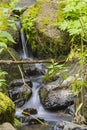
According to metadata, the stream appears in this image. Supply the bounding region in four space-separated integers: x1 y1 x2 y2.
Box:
13 1 73 130
16 68 72 130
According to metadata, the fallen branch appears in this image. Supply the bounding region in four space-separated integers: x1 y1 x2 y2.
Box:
0 59 66 64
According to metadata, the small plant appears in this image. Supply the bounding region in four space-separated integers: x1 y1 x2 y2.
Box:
58 0 87 41
43 59 66 83
0 70 8 94
0 71 7 86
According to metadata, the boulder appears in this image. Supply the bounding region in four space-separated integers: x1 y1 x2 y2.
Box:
39 62 81 111
0 122 17 130
0 92 15 124
8 78 32 107
21 0 70 58
39 87 74 111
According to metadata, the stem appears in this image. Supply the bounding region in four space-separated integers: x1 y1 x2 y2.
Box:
17 110 47 125
79 1 84 115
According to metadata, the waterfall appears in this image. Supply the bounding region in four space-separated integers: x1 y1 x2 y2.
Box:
15 21 33 59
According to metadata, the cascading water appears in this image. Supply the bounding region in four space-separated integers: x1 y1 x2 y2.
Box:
15 20 72 130
15 21 33 59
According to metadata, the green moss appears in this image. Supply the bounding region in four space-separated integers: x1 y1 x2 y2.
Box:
14 118 22 128
41 16 50 25
0 92 15 124
53 1 67 26
24 91 31 101
39 87 48 102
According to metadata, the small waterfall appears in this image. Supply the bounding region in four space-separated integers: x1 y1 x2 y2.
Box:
15 21 33 59
21 31 29 59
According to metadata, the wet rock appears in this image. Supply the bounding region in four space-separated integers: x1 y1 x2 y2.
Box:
39 74 75 111
8 78 32 107
0 122 17 130
9 78 32 88
39 62 82 111
28 118 45 125
22 108 37 115
56 121 87 130
65 105 75 116
24 63 46 77
16 114 30 123
0 92 15 124
39 88 74 111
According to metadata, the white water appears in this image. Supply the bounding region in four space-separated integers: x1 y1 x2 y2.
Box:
15 21 33 59
16 74 72 122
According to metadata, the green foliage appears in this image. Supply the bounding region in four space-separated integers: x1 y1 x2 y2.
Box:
58 0 87 40
43 60 66 83
58 0 87 120
54 1 67 27
22 5 41 50
72 80 87 96
41 16 50 25
0 71 7 86
0 0 18 94
14 118 22 128
0 0 17 53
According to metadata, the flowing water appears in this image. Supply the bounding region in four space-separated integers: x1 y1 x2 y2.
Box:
15 21 33 59
15 1 73 129
16 71 72 130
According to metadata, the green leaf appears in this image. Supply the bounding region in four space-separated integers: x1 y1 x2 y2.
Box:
0 48 4 53
0 31 16 43
0 79 6 82
0 42 7 48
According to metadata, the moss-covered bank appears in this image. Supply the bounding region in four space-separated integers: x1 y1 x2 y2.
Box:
0 92 15 124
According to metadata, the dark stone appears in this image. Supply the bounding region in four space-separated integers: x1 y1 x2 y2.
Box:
22 108 37 115
65 105 75 116
9 78 32 88
24 63 46 77
8 78 32 107
39 88 74 111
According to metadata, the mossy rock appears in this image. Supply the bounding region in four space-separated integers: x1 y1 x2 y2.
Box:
21 0 70 59
0 92 15 124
